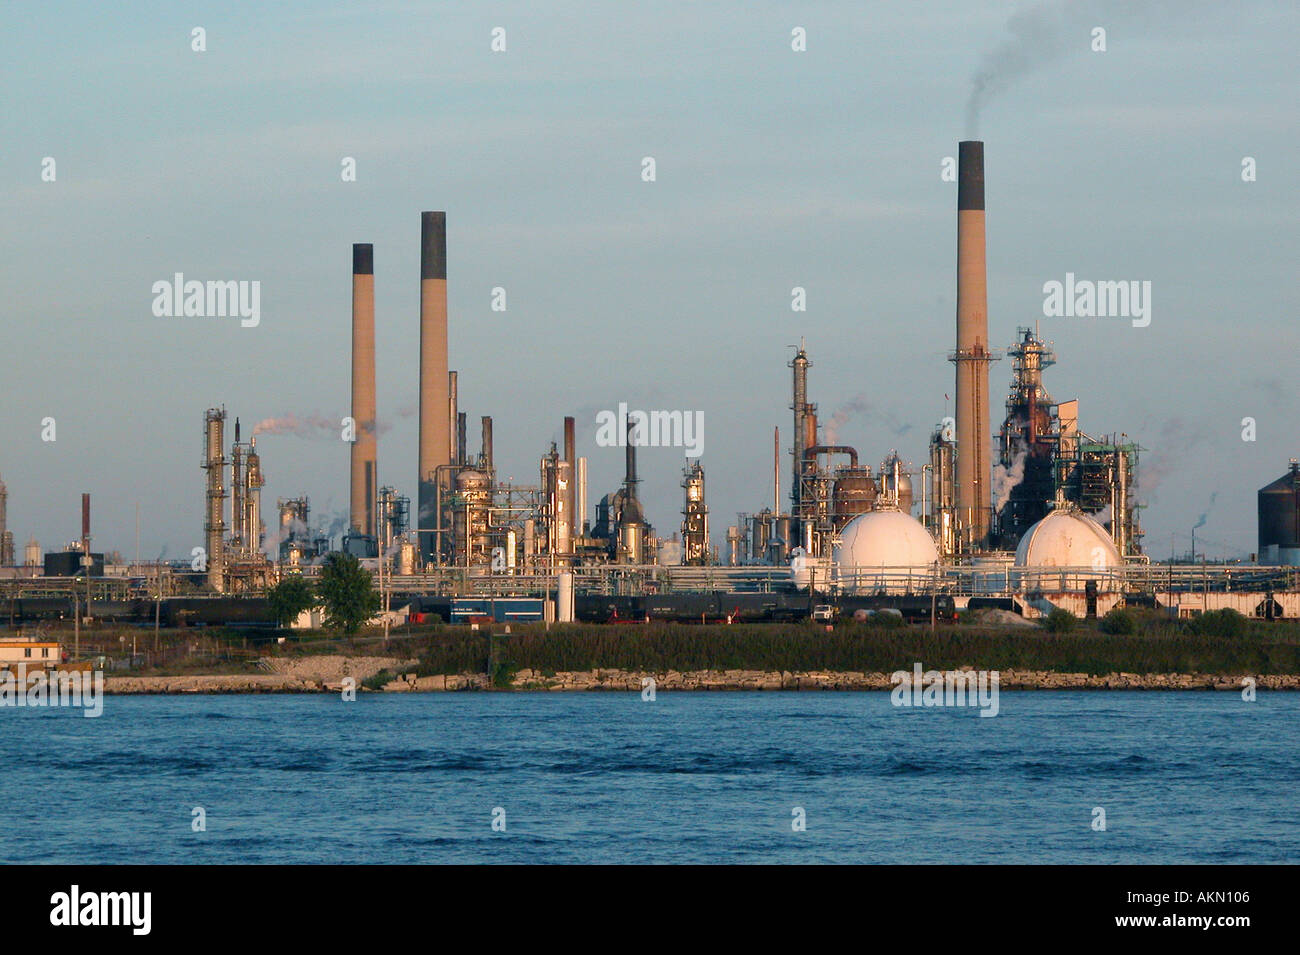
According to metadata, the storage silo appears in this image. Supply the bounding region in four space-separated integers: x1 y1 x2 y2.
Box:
1258 461 1300 565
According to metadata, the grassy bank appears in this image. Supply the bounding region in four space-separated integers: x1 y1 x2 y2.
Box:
409 619 1300 678
14 611 1300 678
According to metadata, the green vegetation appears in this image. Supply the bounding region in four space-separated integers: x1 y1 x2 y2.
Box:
1099 608 1136 635
1187 608 1250 638
403 621 1300 678
362 668 397 691
266 575 317 628
19 606 1300 680
1044 608 1077 633
316 552 382 636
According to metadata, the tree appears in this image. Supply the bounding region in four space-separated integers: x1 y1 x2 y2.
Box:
317 552 381 635
267 575 317 629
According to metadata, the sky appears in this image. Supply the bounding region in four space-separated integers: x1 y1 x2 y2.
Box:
0 0 1296 563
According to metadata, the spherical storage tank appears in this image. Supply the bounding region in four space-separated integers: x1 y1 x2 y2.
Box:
1013 507 1121 590
833 509 938 594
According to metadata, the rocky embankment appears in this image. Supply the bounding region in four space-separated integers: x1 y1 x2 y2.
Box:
105 656 415 694
382 668 1300 692
103 657 1300 693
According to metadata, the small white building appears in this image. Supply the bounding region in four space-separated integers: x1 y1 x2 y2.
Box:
0 638 63 669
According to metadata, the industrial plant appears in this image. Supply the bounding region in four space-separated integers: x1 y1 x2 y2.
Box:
2 142 1298 628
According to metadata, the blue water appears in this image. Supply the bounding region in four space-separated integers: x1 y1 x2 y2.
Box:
2 692 1297 864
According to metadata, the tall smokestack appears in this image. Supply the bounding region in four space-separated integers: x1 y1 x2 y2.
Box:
350 243 377 539
625 419 638 497
448 370 459 467
81 493 90 544
790 344 810 516
481 416 494 474
418 211 449 562
952 141 995 549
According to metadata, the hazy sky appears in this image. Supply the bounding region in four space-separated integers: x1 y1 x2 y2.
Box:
1 1 1295 562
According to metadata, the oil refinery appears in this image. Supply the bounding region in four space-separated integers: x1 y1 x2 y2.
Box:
2 142 1297 627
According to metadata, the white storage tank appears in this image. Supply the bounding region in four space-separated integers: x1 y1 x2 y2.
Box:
1014 507 1121 590
833 508 939 594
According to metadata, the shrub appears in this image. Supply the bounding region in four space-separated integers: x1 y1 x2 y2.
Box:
1099 608 1136 635
1043 608 1077 633
1188 608 1250 638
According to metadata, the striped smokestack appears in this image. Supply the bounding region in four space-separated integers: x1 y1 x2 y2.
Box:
349 243 377 538
952 141 994 549
418 211 449 563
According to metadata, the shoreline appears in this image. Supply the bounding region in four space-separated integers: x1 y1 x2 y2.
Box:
99 660 1300 694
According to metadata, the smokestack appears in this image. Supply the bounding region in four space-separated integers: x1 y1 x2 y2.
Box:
457 412 467 468
418 211 449 562
790 344 810 515
349 243 377 539
563 416 576 549
625 419 638 496
577 456 588 536
481 416 494 473
448 370 459 469
952 141 994 548
81 493 90 544
774 426 780 514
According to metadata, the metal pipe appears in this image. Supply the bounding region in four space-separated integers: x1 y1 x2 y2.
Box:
801 445 858 468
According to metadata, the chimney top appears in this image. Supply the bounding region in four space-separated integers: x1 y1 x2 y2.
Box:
958 141 984 211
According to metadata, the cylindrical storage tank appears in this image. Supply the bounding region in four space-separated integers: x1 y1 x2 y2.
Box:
896 473 913 514
833 467 877 529
726 525 740 566
879 456 914 514
557 571 575 622
773 515 794 560
397 541 417 575
621 521 644 564
24 538 41 567
1258 462 1300 565
750 514 771 561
